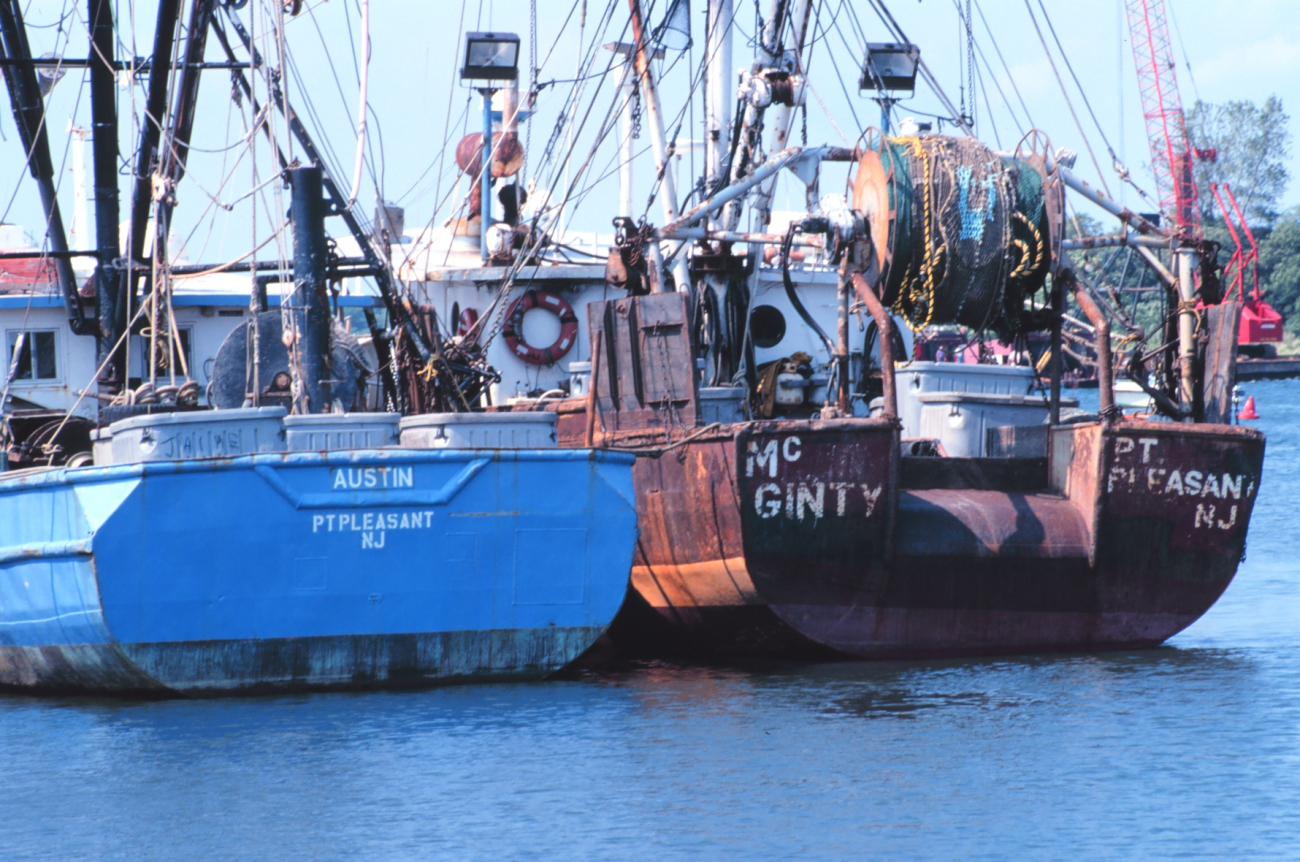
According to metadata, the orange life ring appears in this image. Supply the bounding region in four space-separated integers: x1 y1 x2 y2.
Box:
502 289 580 366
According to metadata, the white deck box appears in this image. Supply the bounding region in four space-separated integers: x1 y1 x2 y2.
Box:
107 407 287 464
399 412 558 449
284 413 400 451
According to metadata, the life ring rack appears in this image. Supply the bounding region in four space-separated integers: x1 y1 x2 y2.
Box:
502 289 580 366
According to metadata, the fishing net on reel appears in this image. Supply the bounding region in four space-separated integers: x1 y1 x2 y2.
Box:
853 134 1052 340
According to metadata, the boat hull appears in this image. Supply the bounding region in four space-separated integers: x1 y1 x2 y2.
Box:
556 399 1266 659
0 449 637 694
593 432 829 658
735 419 1266 658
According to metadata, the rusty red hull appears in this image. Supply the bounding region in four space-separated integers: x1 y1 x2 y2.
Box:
735 419 1265 658
551 405 821 657
553 396 1265 659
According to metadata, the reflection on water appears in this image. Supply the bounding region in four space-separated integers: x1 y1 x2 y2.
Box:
2 380 1298 860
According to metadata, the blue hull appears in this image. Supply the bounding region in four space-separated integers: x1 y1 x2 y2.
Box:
0 449 637 694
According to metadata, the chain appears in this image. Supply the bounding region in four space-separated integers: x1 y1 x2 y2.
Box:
630 77 643 140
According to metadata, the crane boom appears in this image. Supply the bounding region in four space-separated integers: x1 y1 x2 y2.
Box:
1124 0 1200 237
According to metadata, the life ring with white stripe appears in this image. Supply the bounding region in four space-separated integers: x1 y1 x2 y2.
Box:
502 289 579 366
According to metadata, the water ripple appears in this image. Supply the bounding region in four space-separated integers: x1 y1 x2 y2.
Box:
2 380 1299 859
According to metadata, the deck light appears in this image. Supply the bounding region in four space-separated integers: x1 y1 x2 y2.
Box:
460 33 521 263
460 32 521 82
859 42 920 134
859 43 920 94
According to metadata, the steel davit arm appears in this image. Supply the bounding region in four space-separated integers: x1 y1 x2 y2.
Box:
850 272 897 421
658 147 824 239
1066 271 1114 419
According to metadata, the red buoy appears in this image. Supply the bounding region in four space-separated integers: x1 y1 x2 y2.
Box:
1238 395 1260 420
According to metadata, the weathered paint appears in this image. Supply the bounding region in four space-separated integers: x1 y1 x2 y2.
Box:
0 448 638 694
618 434 825 658
735 419 1265 658
597 429 828 657
546 389 1265 660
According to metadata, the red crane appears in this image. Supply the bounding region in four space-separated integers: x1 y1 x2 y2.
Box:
1124 0 1201 236
1211 183 1284 348
1125 0 1283 347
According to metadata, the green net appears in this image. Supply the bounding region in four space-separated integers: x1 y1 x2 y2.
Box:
865 135 1052 337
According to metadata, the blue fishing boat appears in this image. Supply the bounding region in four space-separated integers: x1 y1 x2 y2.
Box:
0 0 641 695
0 443 636 694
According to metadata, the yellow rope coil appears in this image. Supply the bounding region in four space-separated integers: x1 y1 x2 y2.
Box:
1008 211 1045 281
887 137 943 332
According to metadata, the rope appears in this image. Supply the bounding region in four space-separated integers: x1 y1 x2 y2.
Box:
892 137 945 331
602 423 723 456
1021 0 1112 199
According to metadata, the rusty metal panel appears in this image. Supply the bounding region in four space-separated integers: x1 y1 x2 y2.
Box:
1102 422 1264 557
731 416 1264 659
1202 301 1242 424
597 429 823 657
1049 421 1104 562
630 437 749 609
895 490 1090 558
735 420 898 607
587 294 698 435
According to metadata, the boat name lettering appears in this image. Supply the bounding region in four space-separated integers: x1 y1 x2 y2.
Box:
1107 465 1256 530
1108 465 1256 500
746 437 801 478
755 481 882 520
312 511 433 532
330 466 414 490
312 510 435 546
1113 436 1162 463
147 429 244 460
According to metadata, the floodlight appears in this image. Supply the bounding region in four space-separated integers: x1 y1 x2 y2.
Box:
461 32 521 82
859 43 920 93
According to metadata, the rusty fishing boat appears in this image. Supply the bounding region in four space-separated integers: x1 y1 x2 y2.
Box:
386 0 1266 661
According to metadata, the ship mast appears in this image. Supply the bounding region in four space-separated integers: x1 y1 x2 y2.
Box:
626 0 690 293
88 0 124 391
721 0 786 232
704 0 733 226
751 0 812 230
0 0 87 335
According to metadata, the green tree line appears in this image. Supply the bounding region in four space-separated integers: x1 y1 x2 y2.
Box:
1187 97 1299 334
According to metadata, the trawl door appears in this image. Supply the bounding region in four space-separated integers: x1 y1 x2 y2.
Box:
588 293 699 434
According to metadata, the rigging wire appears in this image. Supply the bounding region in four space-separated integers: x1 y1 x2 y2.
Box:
949 0 1023 137
0 0 80 229
972 0 1036 129
346 0 369 206
820 8 863 134
857 0 973 135
1021 0 1112 197
1034 0 1148 201
969 34 1001 148
1166 0 1200 103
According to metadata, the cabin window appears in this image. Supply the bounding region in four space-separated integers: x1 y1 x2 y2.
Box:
750 305 787 349
5 330 58 381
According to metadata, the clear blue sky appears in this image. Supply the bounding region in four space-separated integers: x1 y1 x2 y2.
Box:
2 0 1297 257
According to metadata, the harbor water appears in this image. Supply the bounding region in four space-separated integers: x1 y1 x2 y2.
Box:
2 380 1298 860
